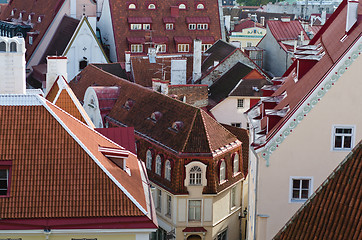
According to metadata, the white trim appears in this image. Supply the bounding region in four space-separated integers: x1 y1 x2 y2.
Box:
213 206 241 227
289 176 313 203
187 199 203 223
38 97 148 216
330 125 356 152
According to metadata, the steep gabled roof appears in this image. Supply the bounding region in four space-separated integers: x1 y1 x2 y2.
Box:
232 18 265 32
267 20 309 41
0 94 155 226
0 0 66 61
46 75 95 128
69 64 239 156
273 141 362 240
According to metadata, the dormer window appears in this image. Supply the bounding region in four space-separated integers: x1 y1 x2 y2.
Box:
37 15 43 23
124 99 135 110
148 4 156 9
171 121 184 132
196 3 205 9
179 4 186 9
189 166 202 185
0 169 9 196
128 3 136 9
99 146 130 175
150 111 162 122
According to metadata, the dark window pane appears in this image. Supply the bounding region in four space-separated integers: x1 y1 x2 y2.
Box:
302 180 309 188
344 136 352 148
0 169 6 178
0 190 7 195
336 128 343 133
293 190 299 198
343 128 352 134
0 180 7 188
293 180 300 188
301 190 309 199
335 136 342 148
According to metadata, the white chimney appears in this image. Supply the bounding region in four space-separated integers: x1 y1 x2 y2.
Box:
46 56 68 94
70 0 77 18
171 58 187 85
0 36 26 94
224 15 231 32
321 10 327 25
125 51 131 72
346 0 358 33
192 39 202 83
260 16 265 26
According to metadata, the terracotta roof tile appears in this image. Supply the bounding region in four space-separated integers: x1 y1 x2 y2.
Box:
273 141 362 240
268 20 309 41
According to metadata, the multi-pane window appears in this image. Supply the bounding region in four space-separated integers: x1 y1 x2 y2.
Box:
333 126 354 150
237 98 244 108
231 123 241 128
189 166 202 185
131 44 143 53
155 155 162 175
188 200 201 221
178 44 189 52
291 178 311 201
188 24 196 30
156 188 162 211
165 23 174 30
247 42 252 47
219 161 226 183
143 24 151 30
146 150 153 170
166 195 172 217
231 187 236 208
0 169 8 196
156 44 166 53
130 24 142 30
197 23 208 30
201 44 212 52
233 153 239 174
217 229 227 240
165 160 171 181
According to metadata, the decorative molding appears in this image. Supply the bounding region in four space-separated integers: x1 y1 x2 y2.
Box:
260 42 362 166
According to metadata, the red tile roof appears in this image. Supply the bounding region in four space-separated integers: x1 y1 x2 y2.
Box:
128 16 152 23
174 36 193 43
96 127 136 154
0 95 155 225
185 16 210 23
232 19 264 32
273 141 362 240
267 20 309 41
127 36 146 44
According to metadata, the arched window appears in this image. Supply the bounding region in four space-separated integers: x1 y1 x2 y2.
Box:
10 42 17 52
79 58 88 70
165 160 171 181
146 149 153 170
220 160 226 182
196 3 204 9
0 42 5 52
233 153 239 174
148 4 156 9
190 166 202 185
155 155 162 175
179 4 186 9
128 3 136 9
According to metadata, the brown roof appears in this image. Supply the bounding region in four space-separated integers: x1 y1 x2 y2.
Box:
0 95 154 221
109 0 222 61
0 0 66 61
273 141 362 240
69 64 239 155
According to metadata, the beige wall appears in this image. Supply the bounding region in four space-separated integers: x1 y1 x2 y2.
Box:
0 232 149 240
229 27 266 48
253 49 362 239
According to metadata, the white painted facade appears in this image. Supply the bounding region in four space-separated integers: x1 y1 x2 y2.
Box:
83 87 104 128
247 39 362 240
229 27 266 48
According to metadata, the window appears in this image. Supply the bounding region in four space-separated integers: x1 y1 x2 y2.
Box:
143 24 151 30
29 36 33 45
333 126 354 150
156 188 162 211
0 169 8 196
128 3 136 9
201 44 212 52
196 3 205 9
188 200 201 221
219 160 226 183
0 42 5 52
188 24 196 30
79 59 88 70
179 3 186 9
197 24 208 30
231 187 236 208
231 123 241 128
10 42 17 52
156 44 166 53
165 23 174 30
189 166 202 185
178 44 189 52
165 160 171 181
217 229 227 240
131 44 143 53
146 149 153 170
290 177 312 202
166 195 172 217
130 24 142 30
148 3 156 9
155 155 162 175
233 153 239 174
247 42 252 47
237 98 244 108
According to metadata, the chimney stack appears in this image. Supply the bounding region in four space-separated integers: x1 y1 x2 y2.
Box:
346 0 358 33
192 39 202 83
46 56 68 94
171 58 187 85
125 51 131 72
0 36 26 94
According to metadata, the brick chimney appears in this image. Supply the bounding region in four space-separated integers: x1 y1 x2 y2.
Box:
0 36 26 94
46 56 68 94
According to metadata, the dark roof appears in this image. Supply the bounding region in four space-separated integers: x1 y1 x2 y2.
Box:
93 63 128 79
229 72 271 97
201 40 237 73
69 64 239 155
40 15 79 64
273 141 362 240
209 62 253 103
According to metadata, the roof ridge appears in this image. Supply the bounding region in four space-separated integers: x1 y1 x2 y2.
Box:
181 108 201 153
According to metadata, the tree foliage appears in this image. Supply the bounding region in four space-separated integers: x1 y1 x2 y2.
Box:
236 0 278 7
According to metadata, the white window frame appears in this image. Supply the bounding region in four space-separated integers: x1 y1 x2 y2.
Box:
148 3 156 9
188 24 196 30
190 166 202 185
146 149 153 170
233 153 239 175
143 24 151 30
331 125 355 151
196 3 205 9
178 44 189 52
166 194 172 217
237 98 244 108
29 36 33 45
156 44 166 53
197 23 208 30
128 3 136 9
217 228 228 240
179 3 186 9
231 123 241 128
219 161 226 183
155 155 162 175
184 161 207 187
165 23 174 30
201 44 212 52
165 160 171 181
289 176 313 203
188 199 202 222
131 44 143 53
130 24 142 30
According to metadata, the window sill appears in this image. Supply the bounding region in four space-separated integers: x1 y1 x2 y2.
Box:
290 199 307 203
219 179 228 185
233 172 241 177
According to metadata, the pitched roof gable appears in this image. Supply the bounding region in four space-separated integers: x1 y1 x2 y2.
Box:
273 141 362 240
267 20 309 41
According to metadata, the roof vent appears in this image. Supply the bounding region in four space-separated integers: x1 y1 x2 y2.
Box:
150 111 162 122
99 146 130 173
170 121 184 132
124 99 135 110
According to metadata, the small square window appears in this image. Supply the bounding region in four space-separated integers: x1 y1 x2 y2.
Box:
237 99 244 108
178 44 189 52
156 44 166 53
131 44 143 53
165 23 174 30
188 24 196 30
290 177 312 202
333 126 354 151
201 44 212 52
231 123 241 128
143 24 151 30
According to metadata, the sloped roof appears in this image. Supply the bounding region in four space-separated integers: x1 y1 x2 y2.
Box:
273 141 362 240
93 63 128 79
0 94 155 224
0 0 66 61
233 19 265 32
69 64 239 155
229 70 271 97
268 20 309 41
46 75 95 128
96 127 136 154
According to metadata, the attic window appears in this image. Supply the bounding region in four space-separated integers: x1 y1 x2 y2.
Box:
179 4 186 9
150 111 162 122
148 4 156 9
79 58 88 70
196 3 205 9
170 121 184 132
128 3 136 9
98 146 130 173
37 15 44 23
124 99 135 110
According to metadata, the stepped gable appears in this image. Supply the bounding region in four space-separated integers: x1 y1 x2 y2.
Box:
0 0 66 61
0 95 152 221
273 141 362 240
